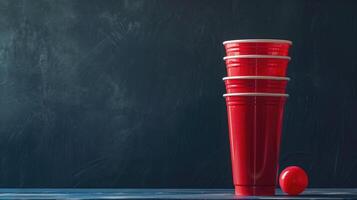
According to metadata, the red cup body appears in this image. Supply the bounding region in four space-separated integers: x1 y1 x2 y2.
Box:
225 57 289 77
225 95 287 196
224 42 291 56
224 78 288 93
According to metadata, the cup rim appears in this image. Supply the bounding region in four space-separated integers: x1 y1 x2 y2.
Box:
223 93 289 97
223 55 291 60
223 39 292 45
222 76 290 81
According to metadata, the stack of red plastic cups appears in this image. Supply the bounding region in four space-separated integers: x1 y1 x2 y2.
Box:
222 39 292 196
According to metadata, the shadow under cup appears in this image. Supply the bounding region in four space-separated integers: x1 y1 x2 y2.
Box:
224 93 288 196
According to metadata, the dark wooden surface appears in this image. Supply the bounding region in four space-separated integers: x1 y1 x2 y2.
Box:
0 189 356 199
0 0 356 188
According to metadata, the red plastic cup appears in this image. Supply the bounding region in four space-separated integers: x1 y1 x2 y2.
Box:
223 76 290 93
224 55 291 77
224 93 288 196
223 39 292 56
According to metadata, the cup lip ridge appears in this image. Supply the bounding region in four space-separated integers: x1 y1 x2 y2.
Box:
223 93 289 97
223 55 291 60
223 39 292 45
222 76 290 81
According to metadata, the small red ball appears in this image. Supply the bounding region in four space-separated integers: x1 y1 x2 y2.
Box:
279 166 308 195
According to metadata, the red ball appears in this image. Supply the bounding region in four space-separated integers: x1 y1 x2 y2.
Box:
279 166 308 195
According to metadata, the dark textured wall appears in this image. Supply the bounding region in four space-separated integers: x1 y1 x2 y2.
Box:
0 0 356 188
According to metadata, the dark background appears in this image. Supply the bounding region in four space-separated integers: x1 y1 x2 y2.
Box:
0 0 356 188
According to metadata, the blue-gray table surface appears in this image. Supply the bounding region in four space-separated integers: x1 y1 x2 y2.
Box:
0 189 356 199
